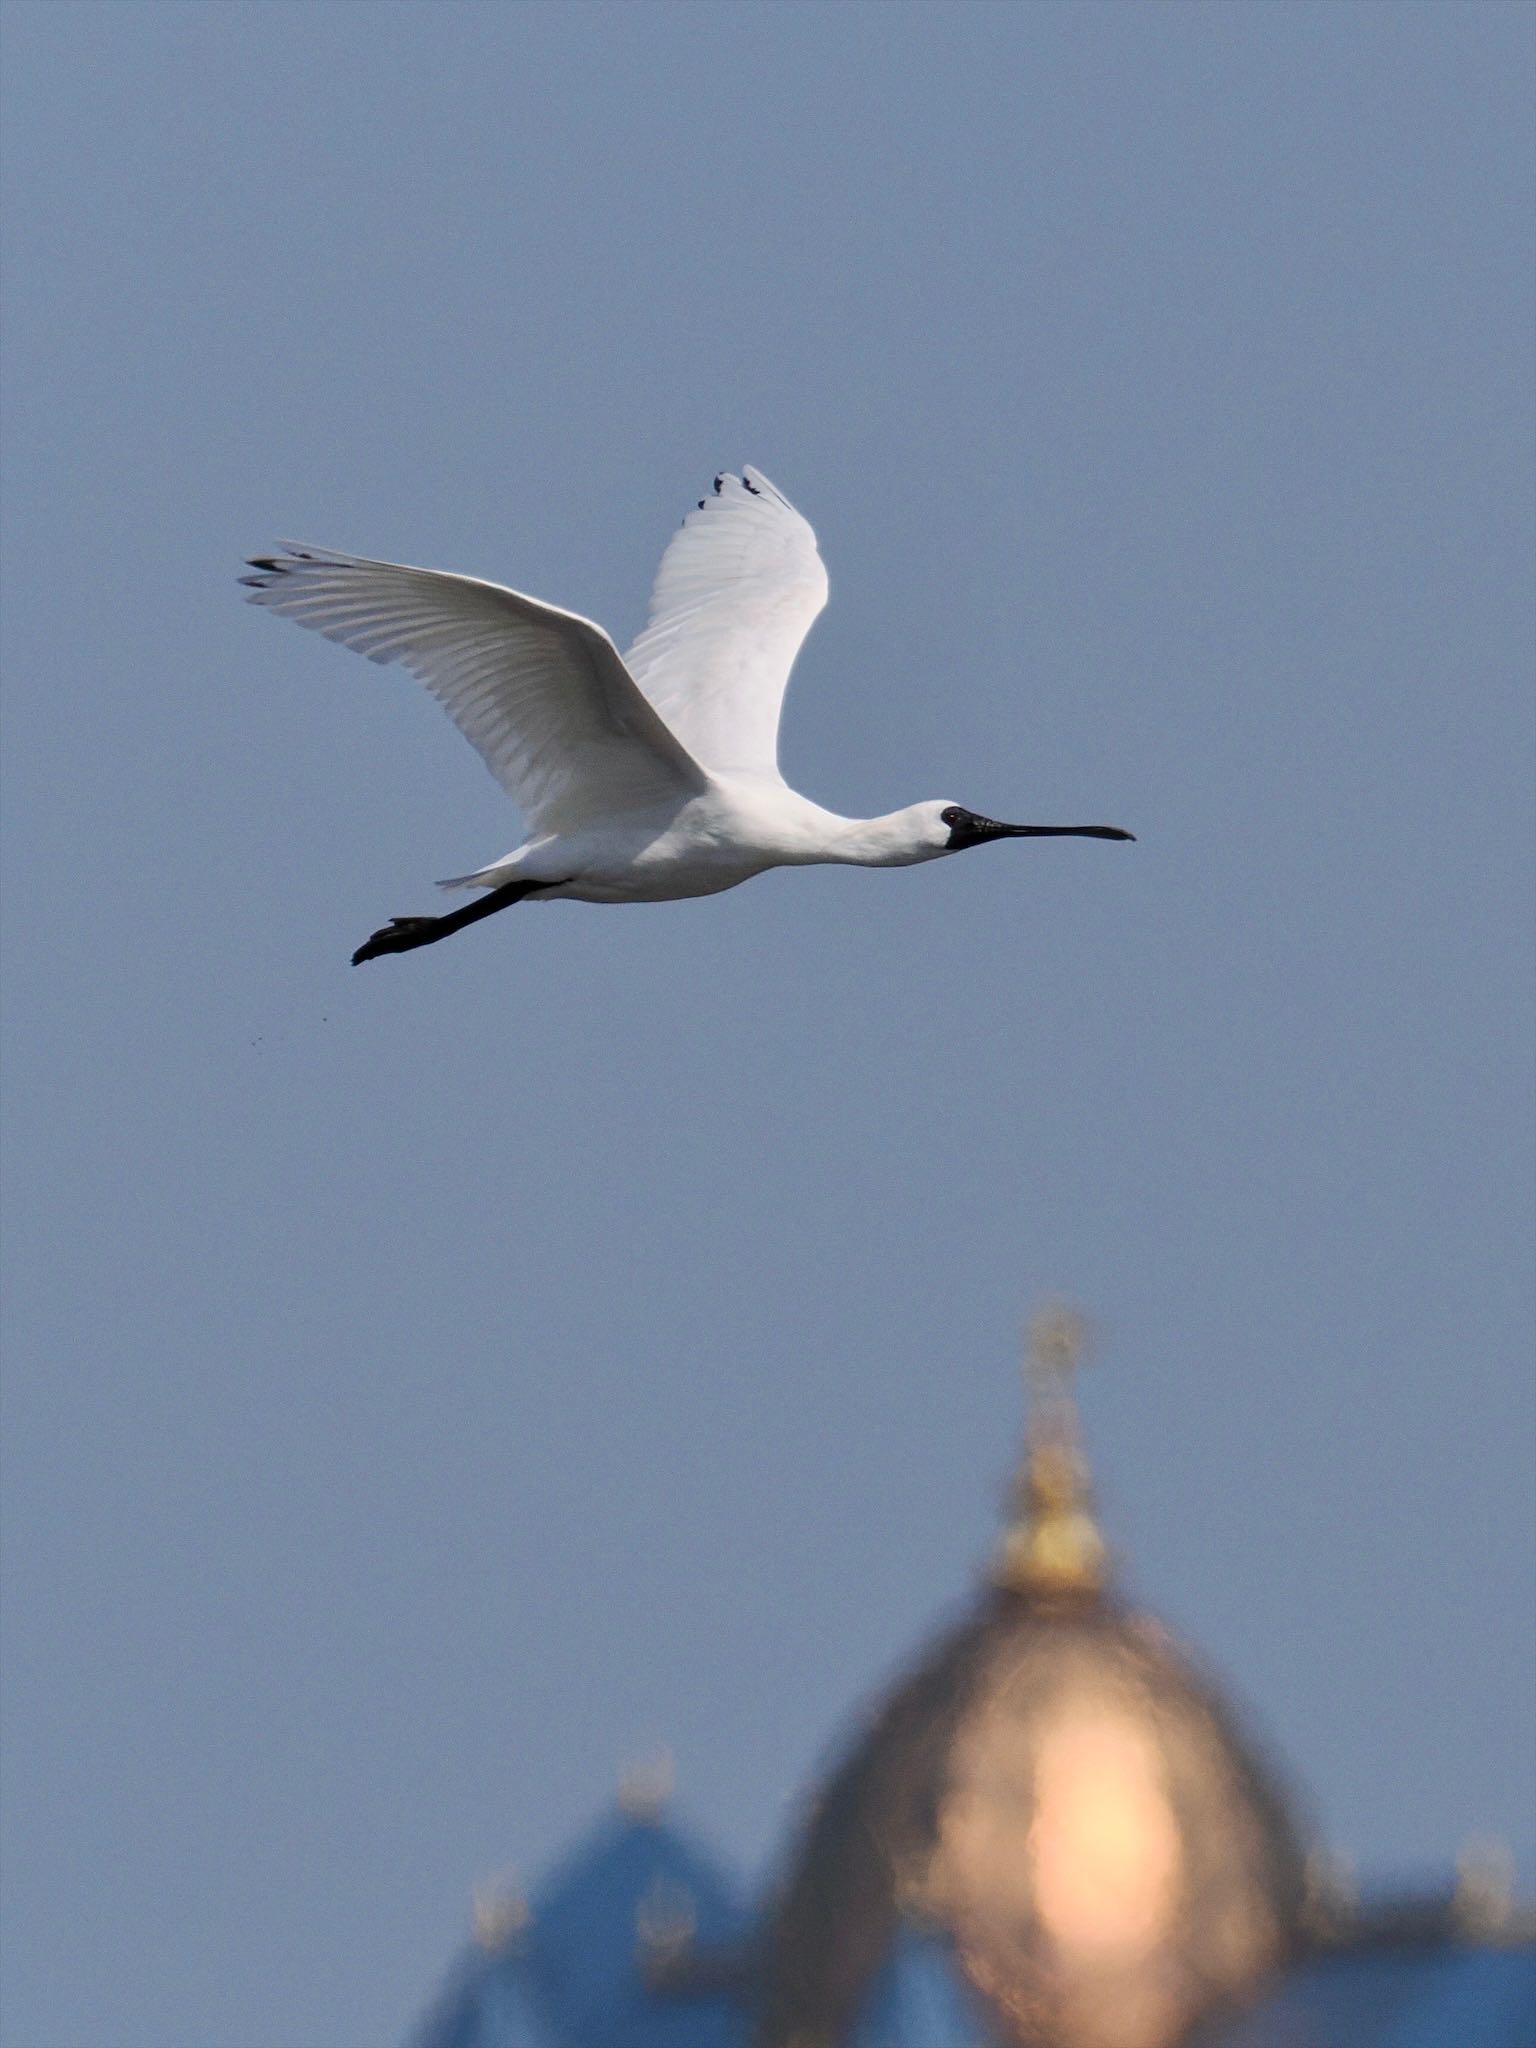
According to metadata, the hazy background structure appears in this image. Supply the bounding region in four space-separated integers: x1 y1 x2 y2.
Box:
2 6 1533 2045
409 1312 1534 2047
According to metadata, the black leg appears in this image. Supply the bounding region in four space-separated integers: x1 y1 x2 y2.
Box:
351 878 559 965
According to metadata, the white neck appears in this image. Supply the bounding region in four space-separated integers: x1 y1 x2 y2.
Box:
819 805 946 868
714 784 948 868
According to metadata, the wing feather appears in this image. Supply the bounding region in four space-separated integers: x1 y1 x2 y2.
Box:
623 468 828 782
241 546 706 832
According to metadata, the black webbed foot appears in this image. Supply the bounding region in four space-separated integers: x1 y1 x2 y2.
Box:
352 916 442 965
349 876 551 965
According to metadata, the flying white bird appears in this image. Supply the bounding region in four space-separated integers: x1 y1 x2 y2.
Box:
242 468 1132 964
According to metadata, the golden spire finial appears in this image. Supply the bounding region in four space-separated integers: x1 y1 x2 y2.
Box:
1454 1835 1518 1940
471 1870 529 1951
618 1744 675 1821
994 1301 1108 1597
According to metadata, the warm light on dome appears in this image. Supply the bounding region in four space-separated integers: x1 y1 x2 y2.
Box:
755 1311 1308 2048
1028 1709 1182 1958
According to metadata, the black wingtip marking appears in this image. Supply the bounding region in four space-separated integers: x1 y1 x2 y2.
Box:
697 500 706 511
712 474 724 494
246 557 281 572
742 474 761 495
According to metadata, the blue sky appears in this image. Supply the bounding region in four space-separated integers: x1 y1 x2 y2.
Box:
2 4 1532 2044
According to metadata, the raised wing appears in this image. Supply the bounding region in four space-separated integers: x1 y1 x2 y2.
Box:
623 468 829 782
241 547 707 833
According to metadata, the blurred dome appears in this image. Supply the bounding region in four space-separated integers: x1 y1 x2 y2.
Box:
756 1310 1310 2048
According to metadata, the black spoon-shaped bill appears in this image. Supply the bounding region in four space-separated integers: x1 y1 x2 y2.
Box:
941 807 1134 852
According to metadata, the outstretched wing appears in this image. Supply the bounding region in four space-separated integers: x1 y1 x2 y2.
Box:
241 547 707 834
623 468 829 783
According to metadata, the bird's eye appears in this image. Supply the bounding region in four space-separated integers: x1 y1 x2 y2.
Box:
941 807 963 826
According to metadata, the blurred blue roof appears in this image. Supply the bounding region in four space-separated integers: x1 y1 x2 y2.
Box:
530 1808 748 2048
407 1940 559 2048
1198 1942 1536 2048
412 1809 748 2048
845 1924 1002 2047
410 1812 1535 2048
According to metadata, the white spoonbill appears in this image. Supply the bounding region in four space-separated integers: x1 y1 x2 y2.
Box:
242 468 1133 965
